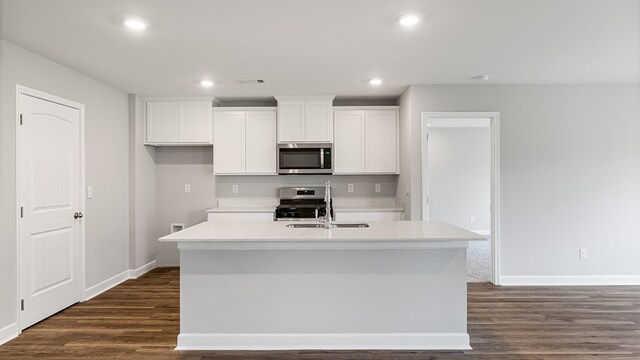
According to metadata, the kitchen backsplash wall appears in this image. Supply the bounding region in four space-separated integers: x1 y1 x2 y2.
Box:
154 146 399 265
215 174 398 198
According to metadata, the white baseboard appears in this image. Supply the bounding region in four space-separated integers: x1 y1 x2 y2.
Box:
500 275 640 286
176 333 471 351
128 260 157 278
0 322 19 346
84 269 130 301
84 260 157 301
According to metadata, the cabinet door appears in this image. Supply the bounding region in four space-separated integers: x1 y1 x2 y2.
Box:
179 101 212 143
245 111 277 174
334 111 365 173
277 100 304 142
365 110 398 173
305 99 333 142
213 112 245 174
146 101 179 143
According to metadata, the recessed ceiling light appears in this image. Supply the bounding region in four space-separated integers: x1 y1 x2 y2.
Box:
123 18 148 30
369 78 383 86
200 80 214 87
398 14 421 26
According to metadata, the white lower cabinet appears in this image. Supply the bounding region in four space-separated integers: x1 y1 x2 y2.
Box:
213 108 276 175
207 212 274 222
335 211 404 222
334 107 399 174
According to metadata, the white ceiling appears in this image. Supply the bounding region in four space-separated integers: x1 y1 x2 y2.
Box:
1 0 638 99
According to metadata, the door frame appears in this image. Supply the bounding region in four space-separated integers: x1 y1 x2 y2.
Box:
15 85 86 330
421 111 501 285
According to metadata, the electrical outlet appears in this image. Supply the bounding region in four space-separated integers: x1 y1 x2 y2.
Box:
87 186 93 199
232 184 239 194
375 184 381 193
184 184 191 193
469 215 475 223
348 184 354 193
580 248 588 260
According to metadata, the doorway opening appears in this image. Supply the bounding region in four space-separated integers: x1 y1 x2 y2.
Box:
421 112 500 284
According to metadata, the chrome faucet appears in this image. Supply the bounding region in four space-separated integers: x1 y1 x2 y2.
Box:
323 180 333 229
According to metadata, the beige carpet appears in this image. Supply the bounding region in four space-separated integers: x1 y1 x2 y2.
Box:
467 234 491 282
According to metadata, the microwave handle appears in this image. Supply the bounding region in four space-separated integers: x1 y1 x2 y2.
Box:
320 149 325 168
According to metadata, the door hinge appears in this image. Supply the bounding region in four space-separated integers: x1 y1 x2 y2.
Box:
21 299 24 311
19 114 23 125
20 206 23 218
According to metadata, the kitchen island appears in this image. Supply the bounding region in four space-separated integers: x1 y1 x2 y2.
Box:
159 220 484 351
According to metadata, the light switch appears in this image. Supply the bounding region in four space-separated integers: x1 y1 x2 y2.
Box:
87 186 93 199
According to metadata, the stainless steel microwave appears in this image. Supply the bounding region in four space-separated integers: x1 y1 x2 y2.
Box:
277 143 333 174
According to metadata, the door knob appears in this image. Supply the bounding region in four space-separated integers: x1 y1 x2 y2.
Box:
74 212 84 219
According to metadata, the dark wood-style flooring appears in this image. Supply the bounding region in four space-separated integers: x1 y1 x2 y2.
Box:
1 267 639 359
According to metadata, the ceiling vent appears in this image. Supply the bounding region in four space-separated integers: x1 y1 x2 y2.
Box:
236 79 266 84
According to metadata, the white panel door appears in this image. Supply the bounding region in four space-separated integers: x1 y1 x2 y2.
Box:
146 101 179 143
18 92 83 330
304 99 332 142
334 111 365 173
213 112 245 174
179 101 212 143
277 100 304 142
245 111 277 174
365 111 398 173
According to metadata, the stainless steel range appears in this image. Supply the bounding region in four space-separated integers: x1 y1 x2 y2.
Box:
274 186 333 221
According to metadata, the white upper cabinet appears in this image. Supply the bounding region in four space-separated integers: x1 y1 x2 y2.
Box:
275 96 334 142
334 111 365 173
213 108 277 175
145 99 212 145
146 101 179 143
333 107 399 175
245 111 277 174
213 111 245 174
365 110 398 173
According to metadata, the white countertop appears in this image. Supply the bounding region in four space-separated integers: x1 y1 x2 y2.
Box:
206 206 275 213
206 206 403 213
160 220 484 244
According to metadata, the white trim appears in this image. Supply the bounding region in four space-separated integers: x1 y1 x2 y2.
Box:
15 85 86 330
83 270 130 301
421 111 501 285
83 260 156 301
0 323 19 346
334 106 400 111
427 117 490 128
176 332 471 351
129 260 157 278
213 107 276 112
470 230 491 236
500 275 640 286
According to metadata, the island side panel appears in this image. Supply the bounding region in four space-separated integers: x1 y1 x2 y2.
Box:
179 247 468 350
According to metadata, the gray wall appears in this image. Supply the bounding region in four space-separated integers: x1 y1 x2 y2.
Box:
396 88 412 217
129 95 157 270
427 127 491 231
0 39 130 331
402 84 640 277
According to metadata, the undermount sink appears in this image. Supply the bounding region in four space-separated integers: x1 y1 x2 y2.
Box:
286 223 370 229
